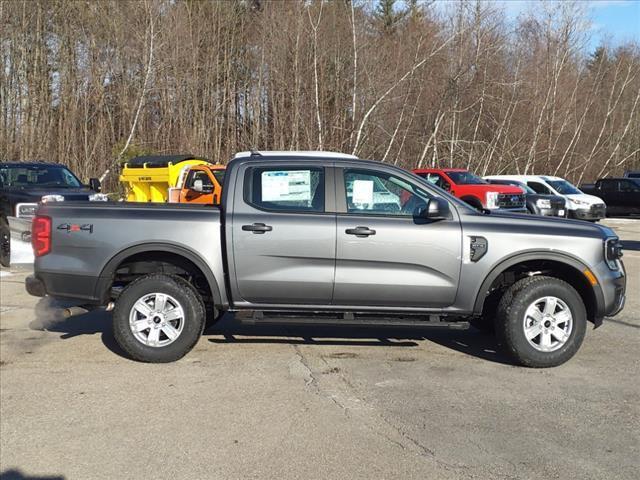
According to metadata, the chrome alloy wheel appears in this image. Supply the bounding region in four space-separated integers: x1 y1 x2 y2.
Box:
523 296 573 352
129 293 185 347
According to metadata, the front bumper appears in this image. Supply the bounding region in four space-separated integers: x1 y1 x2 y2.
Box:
538 206 567 217
570 205 606 221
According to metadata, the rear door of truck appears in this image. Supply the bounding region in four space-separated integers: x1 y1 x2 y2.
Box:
229 162 336 306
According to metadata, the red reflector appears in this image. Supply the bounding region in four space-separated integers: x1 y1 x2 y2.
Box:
31 216 52 257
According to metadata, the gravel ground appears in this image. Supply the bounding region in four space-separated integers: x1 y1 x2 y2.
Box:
1 219 638 480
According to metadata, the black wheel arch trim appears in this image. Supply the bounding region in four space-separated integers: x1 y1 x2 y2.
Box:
96 242 225 308
473 250 605 322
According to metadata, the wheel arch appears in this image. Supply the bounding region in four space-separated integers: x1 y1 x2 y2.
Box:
474 251 604 325
96 242 225 308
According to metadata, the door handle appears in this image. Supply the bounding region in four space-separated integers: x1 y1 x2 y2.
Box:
242 223 273 234
345 226 376 237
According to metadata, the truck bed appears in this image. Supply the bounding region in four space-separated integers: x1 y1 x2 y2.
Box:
34 202 225 304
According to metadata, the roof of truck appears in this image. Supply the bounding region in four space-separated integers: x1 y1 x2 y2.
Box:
1 161 66 168
234 151 358 160
485 174 566 182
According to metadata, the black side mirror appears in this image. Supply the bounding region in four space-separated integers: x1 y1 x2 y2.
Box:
89 178 101 192
420 197 450 220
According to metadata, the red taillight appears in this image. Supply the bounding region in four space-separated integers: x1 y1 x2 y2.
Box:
32 216 52 257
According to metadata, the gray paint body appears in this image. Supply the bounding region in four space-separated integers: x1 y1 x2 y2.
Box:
33 156 625 321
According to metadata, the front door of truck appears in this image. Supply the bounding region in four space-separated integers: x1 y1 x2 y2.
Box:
231 164 336 306
333 167 462 308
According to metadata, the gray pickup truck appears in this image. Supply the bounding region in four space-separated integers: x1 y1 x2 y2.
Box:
26 151 626 367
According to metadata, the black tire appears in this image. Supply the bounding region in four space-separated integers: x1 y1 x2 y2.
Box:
0 218 10 268
461 197 483 211
112 273 205 363
495 276 586 368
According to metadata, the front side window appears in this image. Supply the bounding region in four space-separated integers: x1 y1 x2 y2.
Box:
246 167 324 212
445 171 486 185
0 165 82 188
187 170 213 189
344 170 432 216
620 180 640 192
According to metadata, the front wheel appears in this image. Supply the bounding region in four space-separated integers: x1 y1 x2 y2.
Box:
495 276 586 368
112 274 205 363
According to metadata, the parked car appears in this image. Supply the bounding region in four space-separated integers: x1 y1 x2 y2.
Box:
413 168 526 212
168 164 226 205
26 151 626 368
580 178 640 216
623 170 640 179
0 161 105 267
484 175 606 221
485 179 567 217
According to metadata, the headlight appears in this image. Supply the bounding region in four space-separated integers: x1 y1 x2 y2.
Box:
486 192 499 209
604 238 623 270
16 203 37 218
41 194 64 203
89 193 109 201
536 199 551 209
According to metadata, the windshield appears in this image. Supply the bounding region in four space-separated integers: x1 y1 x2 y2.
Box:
545 179 582 195
446 171 487 185
0 165 82 188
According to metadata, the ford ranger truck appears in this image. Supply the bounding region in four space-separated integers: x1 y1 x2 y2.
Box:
25 151 626 367
413 168 526 212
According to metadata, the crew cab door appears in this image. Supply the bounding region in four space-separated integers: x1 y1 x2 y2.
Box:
230 163 336 306
333 167 462 308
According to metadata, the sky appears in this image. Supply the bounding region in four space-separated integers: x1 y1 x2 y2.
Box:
432 0 640 52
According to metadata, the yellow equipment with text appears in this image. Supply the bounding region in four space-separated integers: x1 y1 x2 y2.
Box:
120 155 211 202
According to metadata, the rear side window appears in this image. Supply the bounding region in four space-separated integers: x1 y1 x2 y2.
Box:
245 167 324 212
600 180 617 192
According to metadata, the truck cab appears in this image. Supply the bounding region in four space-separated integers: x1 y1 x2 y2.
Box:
177 164 226 205
580 178 640 216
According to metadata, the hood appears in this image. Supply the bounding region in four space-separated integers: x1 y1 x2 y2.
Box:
3 186 94 205
457 184 524 195
564 193 605 206
480 211 610 239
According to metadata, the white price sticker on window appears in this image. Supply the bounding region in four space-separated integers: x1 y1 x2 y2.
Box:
352 180 374 205
262 170 311 202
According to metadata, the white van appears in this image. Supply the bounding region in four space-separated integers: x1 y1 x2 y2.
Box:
484 175 606 221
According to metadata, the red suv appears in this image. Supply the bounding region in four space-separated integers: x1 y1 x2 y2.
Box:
413 168 526 212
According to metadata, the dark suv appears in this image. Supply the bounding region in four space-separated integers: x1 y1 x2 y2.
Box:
0 162 103 266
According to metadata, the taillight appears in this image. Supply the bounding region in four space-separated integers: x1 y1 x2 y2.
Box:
32 216 52 257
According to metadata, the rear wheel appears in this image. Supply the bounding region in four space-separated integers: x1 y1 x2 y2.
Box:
495 276 586 368
0 218 10 268
112 274 205 363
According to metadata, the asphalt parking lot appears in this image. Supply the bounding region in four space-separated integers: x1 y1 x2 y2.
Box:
1 219 638 480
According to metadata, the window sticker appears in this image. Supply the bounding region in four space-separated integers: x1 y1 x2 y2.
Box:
352 179 374 205
262 170 311 202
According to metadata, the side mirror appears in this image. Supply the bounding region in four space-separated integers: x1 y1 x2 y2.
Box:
89 178 101 192
191 179 214 194
420 197 450 220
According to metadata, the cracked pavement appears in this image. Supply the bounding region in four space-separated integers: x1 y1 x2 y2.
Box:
1 219 639 479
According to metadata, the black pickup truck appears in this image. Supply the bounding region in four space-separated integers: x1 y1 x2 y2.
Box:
580 178 640 217
0 162 103 266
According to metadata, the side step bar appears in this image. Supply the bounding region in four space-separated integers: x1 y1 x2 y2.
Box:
235 311 469 330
